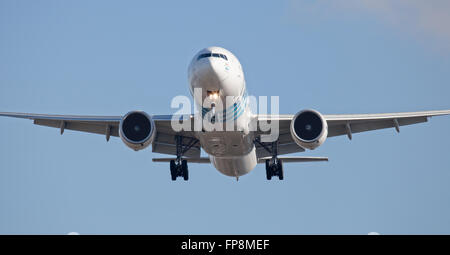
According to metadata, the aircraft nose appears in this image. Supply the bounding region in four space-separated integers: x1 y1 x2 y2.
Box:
195 58 229 90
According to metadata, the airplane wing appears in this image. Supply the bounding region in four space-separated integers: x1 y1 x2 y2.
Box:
2 110 449 159
256 110 450 156
324 110 450 138
0 112 201 157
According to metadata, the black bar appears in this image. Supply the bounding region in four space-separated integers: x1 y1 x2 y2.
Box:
1 235 450 253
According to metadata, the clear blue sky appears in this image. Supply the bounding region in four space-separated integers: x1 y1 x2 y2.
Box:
1 0 450 234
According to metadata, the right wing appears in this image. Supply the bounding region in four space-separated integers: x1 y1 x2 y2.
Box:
0 112 201 158
0 112 122 136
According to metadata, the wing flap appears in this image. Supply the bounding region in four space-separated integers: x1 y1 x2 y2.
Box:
256 141 304 158
151 132 201 158
151 141 201 158
34 119 120 137
327 116 427 137
257 156 328 163
152 156 328 164
152 157 210 163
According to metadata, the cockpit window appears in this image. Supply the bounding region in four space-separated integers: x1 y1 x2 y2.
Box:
197 53 228 61
197 53 211 60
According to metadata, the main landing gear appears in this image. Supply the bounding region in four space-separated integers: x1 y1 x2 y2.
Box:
255 138 284 180
265 158 284 180
170 159 188 181
170 135 197 181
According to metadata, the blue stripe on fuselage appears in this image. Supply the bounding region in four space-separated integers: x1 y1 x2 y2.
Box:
201 94 247 122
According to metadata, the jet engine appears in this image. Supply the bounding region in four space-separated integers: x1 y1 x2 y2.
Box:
290 109 328 150
119 111 155 151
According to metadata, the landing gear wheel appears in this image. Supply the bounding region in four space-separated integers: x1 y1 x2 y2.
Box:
265 159 272 180
277 160 284 180
182 160 189 181
170 160 177 181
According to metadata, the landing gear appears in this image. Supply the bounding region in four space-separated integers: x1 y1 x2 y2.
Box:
265 158 284 180
182 160 189 181
170 160 177 181
169 135 192 181
278 160 284 180
255 138 284 181
265 160 272 180
170 159 188 181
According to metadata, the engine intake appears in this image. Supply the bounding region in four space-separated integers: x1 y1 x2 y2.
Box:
119 111 155 151
290 109 328 150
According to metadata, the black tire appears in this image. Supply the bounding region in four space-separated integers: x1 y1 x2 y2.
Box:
265 159 272 180
277 160 284 180
170 160 177 181
182 160 189 181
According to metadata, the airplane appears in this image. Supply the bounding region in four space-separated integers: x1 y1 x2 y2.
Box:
1 46 449 181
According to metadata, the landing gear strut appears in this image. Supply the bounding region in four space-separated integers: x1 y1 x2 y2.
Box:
170 136 190 181
255 139 284 180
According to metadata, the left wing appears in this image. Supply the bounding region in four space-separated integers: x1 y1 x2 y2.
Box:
0 112 201 157
256 109 450 156
324 110 450 138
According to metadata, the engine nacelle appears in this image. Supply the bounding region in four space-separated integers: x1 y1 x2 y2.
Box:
290 109 328 150
119 111 155 151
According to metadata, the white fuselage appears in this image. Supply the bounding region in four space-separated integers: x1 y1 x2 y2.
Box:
188 47 256 177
